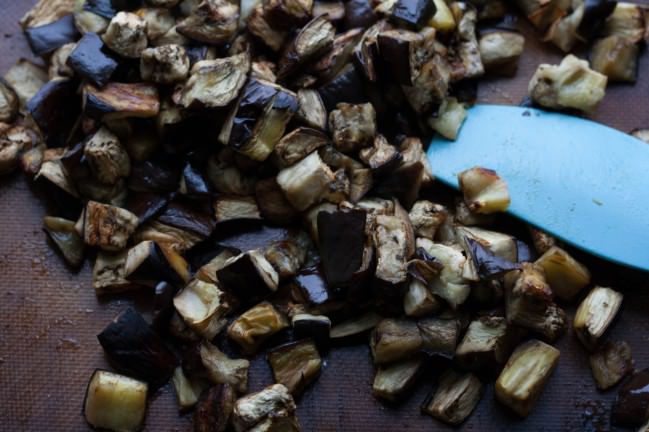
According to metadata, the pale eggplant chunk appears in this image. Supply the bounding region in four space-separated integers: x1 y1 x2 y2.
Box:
328 103 376 153
200 341 250 393
83 201 139 251
103 12 148 58
534 245 590 301
276 151 336 211
417 317 460 358
177 0 239 44
373 355 425 402
268 339 322 395
3 59 48 109
590 35 638 83
495 339 560 417
43 216 85 268
125 240 190 286
589 340 633 390
227 301 289 353
83 82 160 120
232 384 298 432
422 370 483 425
140 44 191 84
173 279 230 339
574 286 623 351
84 126 131 185
458 166 510 214
455 316 521 371
373 214 412 286
370 318 423 364
83 370 148 432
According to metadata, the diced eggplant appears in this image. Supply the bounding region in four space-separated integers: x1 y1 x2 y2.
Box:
48 42 76 79
403 52 451 115
295 89 327 130
214 196 261 223
83 370 148 432
454 198 493 227
125 240 190 286
574 286 623 351
389 0 436 29
21 0 77 29
126 191 169 225
265 0 314 28
455 316 521 371
318 146 373 202
274 128 330 168
84 127 131 185
343 0 377 29
373 355 425 402
156 201 215 239
0 126 34 176
43 216 85 268
35 160 81 218
276 151 336 210
4 59 48 110
311 29 364 84
0 80 18 123
92 250 133 294
611 369 649 427
200 341 250 393
330 311 382 339
408 201 448 240
292 265 332 307
396 137 431 186
535 245 590 301
193 384 237 431
416 239 471 309
317 209 366 287
404 279 442 317
540 0 585 52
74 9 110 35
529 54 607 113
417 317 460 358
328 103 376 153
590 340 633 390
268 339 322 395
176 53 250 109
458 166 510 214
173 279 230 339
207 150 256 196
83 201 139 251
232 384 298 432
254 177 299 225
194 247 238 285
136 7 175 41
67 33 118 87
292 314 331 346
103 12 148 58
97 307 178 389
24 14 79 56
359 134 401 174
277 15 336 80
264 234 309 278
576 0 617 42
82 0 117 19
373 214 412 286
371 318 423 364
247 5 288 52
428 97 467 140
172 366 204 412
464 237 520 280
372 161 424 210
422 370 482 425
495 339 560 417
227 301 289 353
603 2 645 42
26 79 80 148
83 82 160 120
177 0 239 44
140 44 190 84
591 35 638 83
250 61 277 83
217 250 280 304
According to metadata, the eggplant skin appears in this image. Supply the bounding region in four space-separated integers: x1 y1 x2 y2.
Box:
97 307 178 390
83 82 160 120
27 78 81 148
317 209 366 287
194 384 237 432
67 32 119 87
25 14 79 56
390 0 437 30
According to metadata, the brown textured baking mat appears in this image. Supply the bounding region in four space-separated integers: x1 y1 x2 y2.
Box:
0 1 649 431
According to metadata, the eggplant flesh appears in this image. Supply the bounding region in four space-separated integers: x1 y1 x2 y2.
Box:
268 339 322 395
97 307 178 389
83 82 160 120
25 14 79 56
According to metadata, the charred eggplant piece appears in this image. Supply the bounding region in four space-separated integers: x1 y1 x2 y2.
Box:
98 307 177 389
373 214 413 286
265 0 314 27
417 317 460 358
200 341 250 393
408 201 447 240
399 137 433 186
125 240 190 286
83 201 139 251
359 134 401 174
317 63 368 111
157 201 215 238
344 0 377 29
140 44 190 84
67 32 118 87
173 279 230 339
455 316 520 371
268 339 322 395
373 355 425 402
611 369 649 427
371 318 423 364
495 339 560 417
103 12 148 58
43 216 85 268
177 0 239 44
328 103 376 153
193 383 237 431
227 301 289 353
83 370 148 432
277 15 335 80
311 29 363 83
422 370 483 425
92 250 132 294
574 286 623 351
591 35 638 83
24 14 79 56
26 79 80 148
172 366 203 412
292 314 331 346
274 127 329 168
317 209 366 287
535 246 590 301
84 82 160 120
255 177 299 224
589 340 633 390
217 250 279 304
232 384 298 432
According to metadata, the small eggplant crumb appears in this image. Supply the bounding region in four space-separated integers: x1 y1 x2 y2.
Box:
373 355 425 402
83 369 148 432
589 340 634 390
458 166 510 214
422 370 483 426
227 301 289 354
574 286 623 351
200 341 250 393
3 59 47 109
495 339 560 417
370 318 423 364
232 384 298 432
268 339 322 395
535 245 590 302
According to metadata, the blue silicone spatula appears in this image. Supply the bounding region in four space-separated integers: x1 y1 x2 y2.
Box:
427 104 649 272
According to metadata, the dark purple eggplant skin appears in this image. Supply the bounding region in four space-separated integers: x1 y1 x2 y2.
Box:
182 162 212 198
515 239 535 263
186 45 211 66
216 252 277 305
612 369 649 427
152 281 179 331
344 0 378 30
228 79 279 148
84 0 118 19
27 79 81 148
126 191 170 224
158 201 216 238
60 140 91 181
293 265 331 306
182 343 208 378
466 238 520 280
377 31 416 86
24 14 79 56
97 307 178 390
372 161 422 210
127 241 186 286
67 33 119 88
317 64 368 112
110 0 143 11
194 384 237 432
129 160 181 193
577 0 617 42
389 0 436 30
317 209 366 288
293 316 330 347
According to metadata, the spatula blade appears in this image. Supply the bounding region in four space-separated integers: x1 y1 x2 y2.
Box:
427 104 649 272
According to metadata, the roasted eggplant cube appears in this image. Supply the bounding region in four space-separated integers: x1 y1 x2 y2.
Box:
416 239 471 309
125 240 190 287
611 369 649 427
292 265 332 307
67 32 118 87
292 314 331 346
93 250 132 294
428 97 467 140
24 14 79 57
216 250 279 304
274 127 330 168
255 177 299 225
227 301 289 353
422 370 483 425
276 15 335 80
84 126 131 185
399 137 434 187
97 307 178 389
371 318 423 364
247 5 288 52
296 89 327 130
535 246 590 301
590 340 633 390
176 0 239 44
214 196 261 223
83 82 160 120
268 339 322 395
84 370 148 432
374 215 413 286
3 59 47 109
574 286 623 351
140 44 190 84
359 134 401 174
376 29 422 86
373 355 425 402
173 279 230 339
458 166 510 214
495 339 560 417
591 35 638 83
328 103 376 153
603 2 645 42
103 12 148 58
43 216 85 268
84 201 139 251
232 384 297 432
317 209 366 287
404 279 442 317
200 341 250 393
276 151 336 211
26 78 80 148
417 317 459 358
408 200 447 240
455 316 519 370
479 31 525 74
193 383 237 432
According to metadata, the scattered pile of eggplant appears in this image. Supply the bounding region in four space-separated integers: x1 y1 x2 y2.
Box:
2 0 649 430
